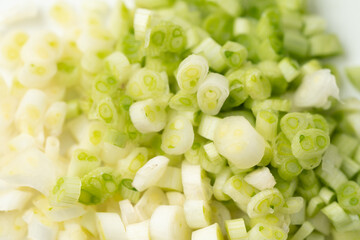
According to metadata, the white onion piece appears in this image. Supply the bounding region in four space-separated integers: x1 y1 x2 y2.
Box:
244 167 276 190
127 220 151 240
150 205 191 240
132 156 169 192
0 189 32 211
294 69 340 109
214 116 265 169
96 212 127 240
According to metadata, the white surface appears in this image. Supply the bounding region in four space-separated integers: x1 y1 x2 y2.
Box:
0 0 359 99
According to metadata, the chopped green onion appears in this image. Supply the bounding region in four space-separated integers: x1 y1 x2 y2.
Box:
119 179 142 204
225 218 247 240
336 181 360 214
291 129 330 161
176 54 209 93
278 57 300 82
49 176 81 207
221 41 248 68
197 73 229 115
256 110 278 141
78 167 121 205
67 148 100 178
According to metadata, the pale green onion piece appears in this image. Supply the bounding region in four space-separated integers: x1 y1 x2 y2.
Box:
321 202 352 231
244 68 271 100
223 175 258 212
166 191 185 206
297 170 321 200
161 115 194 155
77 27 115 53
309 33 342 57
213 168 232 201
332 133 359 157
126 68 169 100
24 208 58 240
221 41 247 68
44 136 60 161
271 132 296 168
49 176 81 207
0 31 28 68
134 8 152 40
301 59 322 76
336 181 360 214
176 54 209 93
96 212 127 240
244 167 276 191
321 144 343 172
247 188 285 218
306 232 325 240
44 101 67 137
21 31 62 63
341 157 360 179
169 91 199 112
290 200 306 225
307 196 325 218
119 199 140 226
214 116 266 169
308 212 330 236
104 51 131 83
256 110 278 141
197 73 229 115
280 112 311 141
278 57 300 82
278 158 303 180
225 218 247 240
316 166 348 191
67 148 100 178
15 89 47 135
319 187 335 205
181 162 213 201
248 98 292 116
191 223 224 240
248 223 287 240
79 167 120 205
117 147 148 179
291 129 330 161
135 187 168 221
249 212 290 230
210 200 231 236
290 221 314 240
119 179 142 204
294 69 339 109
155 166 183 192
274 172 298 198
193 37 227 72
233 18 251 36
129 99 167 134
310 114 329 134
132 156 169 192
283 30 309 58
258 141 273 167
18 61 57 88
184 199 212 229
149 205 191 240
280 197 304 215
201 143 226 174
93 97 118 125
303 15 326 36
127 220 151 240
198 115 221 141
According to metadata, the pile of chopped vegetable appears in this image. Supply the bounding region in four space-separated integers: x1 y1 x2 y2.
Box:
0 0 360 239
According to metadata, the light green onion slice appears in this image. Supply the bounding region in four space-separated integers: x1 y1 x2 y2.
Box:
176 54 209 93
